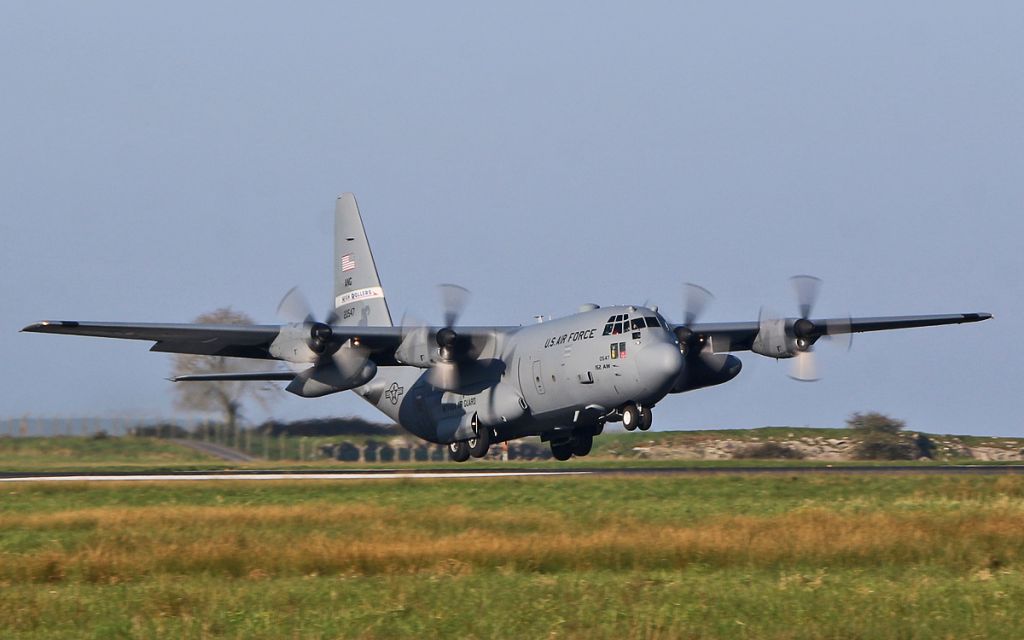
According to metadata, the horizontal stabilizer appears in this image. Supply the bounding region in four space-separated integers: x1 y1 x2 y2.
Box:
170 372 296 382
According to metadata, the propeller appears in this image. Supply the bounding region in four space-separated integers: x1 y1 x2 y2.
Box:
683 282 714 327
277 287 335 356
791 275 821 322
275 287 375 396
427 284 472 390
439 283 470 329
785 275 851 382
674 283 732 371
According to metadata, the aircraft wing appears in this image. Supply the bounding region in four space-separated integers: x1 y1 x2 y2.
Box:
686 313 992 352
20 320 515 366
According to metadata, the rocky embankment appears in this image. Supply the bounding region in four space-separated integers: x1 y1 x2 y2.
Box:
619 433 1024 462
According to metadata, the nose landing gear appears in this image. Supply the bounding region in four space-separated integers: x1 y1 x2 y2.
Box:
639 405 653 431
621 403 640 431
620 402 654 432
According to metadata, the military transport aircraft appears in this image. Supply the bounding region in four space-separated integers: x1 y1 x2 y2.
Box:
23 194 991 461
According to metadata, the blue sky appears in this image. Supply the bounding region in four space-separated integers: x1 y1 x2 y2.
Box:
2 2 1020 435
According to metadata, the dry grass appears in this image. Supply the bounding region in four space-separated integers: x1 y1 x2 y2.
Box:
4 499 1024 584
5 476 1024 638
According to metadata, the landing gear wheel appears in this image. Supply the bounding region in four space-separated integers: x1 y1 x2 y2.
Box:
550 440 573 461
448 440 470 462
571 434 593 457
639 406 653 431
468 423 491 459
621 403 640 432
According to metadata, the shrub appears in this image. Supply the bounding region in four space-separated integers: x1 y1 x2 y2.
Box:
848 412 931 460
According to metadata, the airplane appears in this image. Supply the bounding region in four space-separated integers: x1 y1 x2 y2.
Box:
22 194 992 461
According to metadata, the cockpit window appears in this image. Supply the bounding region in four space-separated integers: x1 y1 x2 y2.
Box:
603 312 664 336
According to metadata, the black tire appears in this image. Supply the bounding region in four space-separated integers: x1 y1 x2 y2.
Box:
621 403 640 432
639 406 653 431
468 425 491 458
448 441 470 462
571 434 593 457
550 440 573 461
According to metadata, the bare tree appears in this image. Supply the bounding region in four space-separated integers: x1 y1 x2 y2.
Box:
171 308 279 437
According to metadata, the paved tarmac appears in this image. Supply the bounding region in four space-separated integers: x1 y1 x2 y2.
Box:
2 464 1024 483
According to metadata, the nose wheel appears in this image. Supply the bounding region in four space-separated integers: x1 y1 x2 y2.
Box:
621 402 653 432
621 403 640 431
639 405 653 431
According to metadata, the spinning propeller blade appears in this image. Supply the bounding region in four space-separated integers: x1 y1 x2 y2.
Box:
683 283 714 327
275 286 372 394
439 283 471 328
785 276 850 381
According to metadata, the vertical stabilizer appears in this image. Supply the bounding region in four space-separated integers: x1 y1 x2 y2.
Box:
333 194 393 327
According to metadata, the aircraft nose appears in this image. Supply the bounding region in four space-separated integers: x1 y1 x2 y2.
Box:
637 341 684 383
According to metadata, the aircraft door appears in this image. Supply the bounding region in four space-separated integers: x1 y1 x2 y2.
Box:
531 359 546 395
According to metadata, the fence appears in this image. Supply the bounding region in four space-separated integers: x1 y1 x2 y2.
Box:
0 416 190 438
0 416 542 461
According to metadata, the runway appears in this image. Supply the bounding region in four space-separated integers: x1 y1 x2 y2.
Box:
2 464 1024 483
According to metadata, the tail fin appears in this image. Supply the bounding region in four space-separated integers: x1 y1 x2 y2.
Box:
333 193 394 327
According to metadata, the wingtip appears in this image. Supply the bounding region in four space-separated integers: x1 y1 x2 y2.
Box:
21 320 80 333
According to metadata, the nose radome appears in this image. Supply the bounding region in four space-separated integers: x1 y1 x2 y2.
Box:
638 341 683 382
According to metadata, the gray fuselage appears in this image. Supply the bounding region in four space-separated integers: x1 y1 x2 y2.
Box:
355 305 683 444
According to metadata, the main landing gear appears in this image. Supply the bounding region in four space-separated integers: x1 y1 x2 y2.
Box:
620 402 653 432
448 415 492 462
550 433 593 461
448 440 471 462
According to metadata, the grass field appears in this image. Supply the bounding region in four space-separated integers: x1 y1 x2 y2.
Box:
3 473 1024 638
0 436 221 472
5 430 1022 475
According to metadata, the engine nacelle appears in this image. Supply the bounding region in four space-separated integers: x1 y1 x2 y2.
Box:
269 324 318 364
286 360 378 398
750 317 812 359
671 353 743 393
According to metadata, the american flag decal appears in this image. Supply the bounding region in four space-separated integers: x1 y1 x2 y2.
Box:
340 254 356 272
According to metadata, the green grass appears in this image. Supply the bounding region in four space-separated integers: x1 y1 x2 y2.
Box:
3 432 1019 475
0 436 219 472
3 474 1024 638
